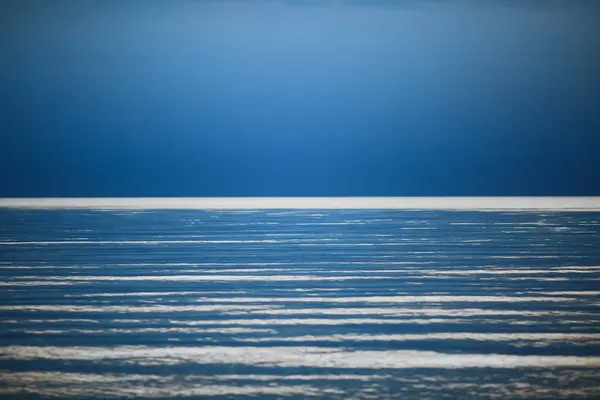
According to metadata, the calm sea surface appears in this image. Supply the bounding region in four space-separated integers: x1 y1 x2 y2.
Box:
1 209 600 399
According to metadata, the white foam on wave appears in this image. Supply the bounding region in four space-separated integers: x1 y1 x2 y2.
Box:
2 346 600 369
0 239 283 245
2 275 408 283
0 379 328 398
0 281 85 287
114 261 433 267
169 317 592 326
3 314 594 327
0 305 280 313
64 291 246 297
237 332 600 343
0 371 387 384
17 327 277 335
417 268 599 275
534 291 600 296
191 295 574 303
0 266 100 270
0 293 576 304
240 307 592 317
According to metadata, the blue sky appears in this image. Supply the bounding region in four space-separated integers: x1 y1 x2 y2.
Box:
1 0 599 196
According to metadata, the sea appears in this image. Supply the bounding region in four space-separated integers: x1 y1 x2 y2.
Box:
1 206 600 399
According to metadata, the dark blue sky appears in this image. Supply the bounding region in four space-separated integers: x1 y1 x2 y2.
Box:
2 0 599 197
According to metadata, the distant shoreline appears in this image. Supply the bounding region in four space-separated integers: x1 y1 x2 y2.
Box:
0 197 599 210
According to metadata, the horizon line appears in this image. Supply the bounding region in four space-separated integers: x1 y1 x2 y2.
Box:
1 197 599 210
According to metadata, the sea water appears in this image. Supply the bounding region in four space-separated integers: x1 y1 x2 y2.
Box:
1 208 600 398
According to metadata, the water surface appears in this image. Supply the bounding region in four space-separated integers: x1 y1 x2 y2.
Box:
1 209 600 398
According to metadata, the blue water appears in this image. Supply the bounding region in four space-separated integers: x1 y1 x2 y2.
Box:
1 209 600 398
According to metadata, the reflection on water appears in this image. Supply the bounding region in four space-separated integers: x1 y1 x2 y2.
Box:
1 209 600 398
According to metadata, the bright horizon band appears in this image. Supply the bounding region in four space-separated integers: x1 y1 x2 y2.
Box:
0 197 599 210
